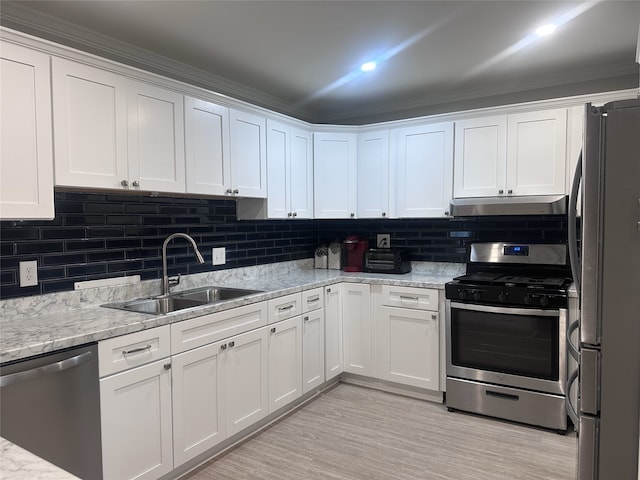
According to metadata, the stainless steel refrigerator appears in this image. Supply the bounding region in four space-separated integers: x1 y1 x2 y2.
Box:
568 98 640 480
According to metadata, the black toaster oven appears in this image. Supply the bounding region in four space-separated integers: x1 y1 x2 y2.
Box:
363 248 411 274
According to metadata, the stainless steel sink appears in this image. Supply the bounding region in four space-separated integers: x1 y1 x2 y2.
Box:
103 286 263 314
171 286 263 303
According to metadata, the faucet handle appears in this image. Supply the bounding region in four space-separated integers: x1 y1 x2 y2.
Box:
169 274 181 288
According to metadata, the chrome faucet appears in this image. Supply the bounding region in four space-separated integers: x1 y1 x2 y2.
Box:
162 233 205 296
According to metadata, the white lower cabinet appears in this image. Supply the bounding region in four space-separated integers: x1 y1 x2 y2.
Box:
172 340 227 467
268 316 303 413
225 326 269 436
100 358 173 480
342 283 372 376
302 307 325 393
324 285 343 381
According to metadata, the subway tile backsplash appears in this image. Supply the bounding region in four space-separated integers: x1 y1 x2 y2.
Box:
0 191 568 300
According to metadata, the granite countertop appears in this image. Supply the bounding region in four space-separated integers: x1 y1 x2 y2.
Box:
0 438 79 480
0 263 463 364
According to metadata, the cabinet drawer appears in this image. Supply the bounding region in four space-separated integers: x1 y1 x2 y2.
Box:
172 301 267 354
301 288 324 313
98 325 170 377
381 285 438 311
267 293 302 324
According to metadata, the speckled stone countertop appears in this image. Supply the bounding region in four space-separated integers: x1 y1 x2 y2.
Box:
0 437 79 480
0 261 464 364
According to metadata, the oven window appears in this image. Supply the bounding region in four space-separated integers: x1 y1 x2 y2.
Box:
450 308 559 380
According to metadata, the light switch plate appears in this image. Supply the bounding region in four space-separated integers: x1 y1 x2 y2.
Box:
376 234 390 248
212 247 226 265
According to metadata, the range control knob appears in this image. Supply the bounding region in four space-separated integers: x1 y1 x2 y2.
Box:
458 289 468 300
524 295 533 305
472 291 482 301
498 292 508 303
540 296 550 307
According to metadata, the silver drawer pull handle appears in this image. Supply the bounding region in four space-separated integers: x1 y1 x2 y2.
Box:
400 296 419 301
122 345 152 355
307 296 320 303
278 305 294 311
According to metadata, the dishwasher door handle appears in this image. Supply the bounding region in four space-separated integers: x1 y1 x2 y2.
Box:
0 351 93 387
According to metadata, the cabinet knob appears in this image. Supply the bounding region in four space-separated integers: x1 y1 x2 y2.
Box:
270 327 276 333
164 363 172 370
382 212 386 217
221 344 227 350
304 316 309 322
233 189 239 194
444 211 449 216
121 180 129 187
350 213 355 218
229 341 235 348
507 189 513 195
226 188 233 194
132 180 140 188
293 212 297 217
498 189 504 195
288 212 293 217
431 314 437 320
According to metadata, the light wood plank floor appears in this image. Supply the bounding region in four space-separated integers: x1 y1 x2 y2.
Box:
182 383 577 480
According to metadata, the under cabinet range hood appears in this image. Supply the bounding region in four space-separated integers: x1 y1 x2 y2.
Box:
449 194 568 216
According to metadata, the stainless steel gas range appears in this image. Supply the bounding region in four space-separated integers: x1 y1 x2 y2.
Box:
444 242 572 431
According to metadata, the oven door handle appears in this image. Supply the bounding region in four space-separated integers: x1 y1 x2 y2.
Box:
449 302 561 317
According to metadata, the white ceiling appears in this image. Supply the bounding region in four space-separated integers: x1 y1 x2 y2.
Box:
2 1 639 124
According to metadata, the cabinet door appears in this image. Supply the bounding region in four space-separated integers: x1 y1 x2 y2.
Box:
128 80 185 193
324 285 343 381
172 341 226 467
266 120 289 218
302 307 325 393
289 127 313 218
226 327 269 436
184 96 230 196
51 57 128 191
357 130 389 218
100 359 173 480
377 306 439 390
314 132 357 218
453 116 507 198
229 109 267 198
268 316 303 413
506 108 567 196
0 42 54 219
392 122 454 217
342 283 372 376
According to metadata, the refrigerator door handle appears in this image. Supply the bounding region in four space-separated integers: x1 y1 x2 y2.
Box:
568 150 582 294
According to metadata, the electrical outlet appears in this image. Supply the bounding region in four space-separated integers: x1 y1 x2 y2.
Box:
212 247 226 266
19 260 38 287
376 234 391 248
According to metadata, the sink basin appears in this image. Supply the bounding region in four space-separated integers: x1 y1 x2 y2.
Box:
171 286 263 303
103 286 264 314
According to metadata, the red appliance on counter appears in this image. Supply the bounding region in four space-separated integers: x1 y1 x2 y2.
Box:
342 236 368 272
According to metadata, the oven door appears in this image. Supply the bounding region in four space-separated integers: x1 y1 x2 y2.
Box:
446 300 567 395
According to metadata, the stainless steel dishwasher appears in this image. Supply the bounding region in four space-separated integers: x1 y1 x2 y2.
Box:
0 343 102 479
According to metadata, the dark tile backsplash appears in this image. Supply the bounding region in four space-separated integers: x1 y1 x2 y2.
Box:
0 191 568 300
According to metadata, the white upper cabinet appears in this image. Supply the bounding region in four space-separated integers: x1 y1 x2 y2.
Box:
53 57 185 193
184 96 230 196
454 108 568 198
229 109 267 198
314 132 358 218
357 130 390 218
127 79 186 193
0 41 54 220
391 122 454 218
288 127 314 218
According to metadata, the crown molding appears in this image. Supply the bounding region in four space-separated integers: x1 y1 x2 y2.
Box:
0 3 320 123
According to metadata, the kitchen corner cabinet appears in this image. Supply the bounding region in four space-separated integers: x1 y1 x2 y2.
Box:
357 130 390 218
229 109 267 198
184 96 231 196
52 57 186 193
391 122 454 218
453 108 567 198
324 285 344 381
314 132 358 218
0 41 54 220
376 286 440 390
342 283 372 376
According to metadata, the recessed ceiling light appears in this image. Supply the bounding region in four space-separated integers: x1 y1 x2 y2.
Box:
360 61 377 72
535 23 557 37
